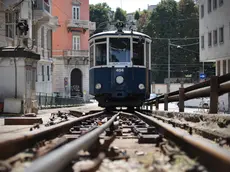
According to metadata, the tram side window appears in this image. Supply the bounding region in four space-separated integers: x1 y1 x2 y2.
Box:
146 42 150 68
95 43 107 66
90 45 94 68
133 38 144 66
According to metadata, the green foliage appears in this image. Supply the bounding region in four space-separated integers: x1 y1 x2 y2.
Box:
139 0 214 83
90 3 112 33
114 8 127 22
137 10 150 32
134 11 140 20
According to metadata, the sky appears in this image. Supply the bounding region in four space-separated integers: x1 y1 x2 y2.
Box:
89 0 179 13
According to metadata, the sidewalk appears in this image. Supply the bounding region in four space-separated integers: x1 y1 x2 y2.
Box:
0 103 103 142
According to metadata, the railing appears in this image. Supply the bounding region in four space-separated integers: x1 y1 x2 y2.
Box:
144 73 230 114
63 50 89 57
67 20 96 31
68 19 89 29
52 50 89 57
36 93 84 109
34 0 50 13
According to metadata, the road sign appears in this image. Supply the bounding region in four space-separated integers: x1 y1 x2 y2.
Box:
199 73 206 79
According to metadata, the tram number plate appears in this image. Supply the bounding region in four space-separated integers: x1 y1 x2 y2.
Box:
116 69 124 72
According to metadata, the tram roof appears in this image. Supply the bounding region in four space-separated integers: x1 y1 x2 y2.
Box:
89 30 151 41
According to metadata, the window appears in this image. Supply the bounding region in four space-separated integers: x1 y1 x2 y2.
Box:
72 6 80 20
41 26 45 57
133 38 144 65
146 42 150 68
229 23 230 40
201 5 204 18
201 35 204 49
223 60 226 75
228 60 230 73
208 32 212 47
90 45 94 67
213 29 217 45
219 0 223 7
5 11 19 38
217 61 220 76
213 0 217 9
208 0 212 13
109 38 131 63
32 69 36 90
73 36 80 50
42 65 44 81
47 66 50 81
219 26 224 43
95 43 107 66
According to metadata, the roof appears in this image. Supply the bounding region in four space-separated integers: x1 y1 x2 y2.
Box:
89 30 151 40
0 47 40 60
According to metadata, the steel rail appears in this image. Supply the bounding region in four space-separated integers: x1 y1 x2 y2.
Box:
0 111 105 159
25 113 120 172
135 111 230 172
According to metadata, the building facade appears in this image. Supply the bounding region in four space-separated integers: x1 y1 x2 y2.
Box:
52 0 96 100
0 0 59 95
0 0 58 113
147 5 157 12
33 0 59 94
199 0 230 112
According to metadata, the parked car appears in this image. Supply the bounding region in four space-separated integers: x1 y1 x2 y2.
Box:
148 93 157 100
177 98 210 108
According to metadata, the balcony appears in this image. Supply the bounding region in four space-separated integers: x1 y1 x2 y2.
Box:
63 50 89 58
52 50 89 65
67 20 96 32
34 0 51 20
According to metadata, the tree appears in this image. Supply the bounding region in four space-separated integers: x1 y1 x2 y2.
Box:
114 8 127 22
145 0 180 83
140 0 214 83
134 11 140 20
137 10 150 32
90 3 112 33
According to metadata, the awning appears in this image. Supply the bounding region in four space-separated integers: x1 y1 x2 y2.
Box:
0 47 40 60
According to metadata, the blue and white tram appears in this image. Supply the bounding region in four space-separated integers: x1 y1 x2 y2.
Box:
89 24 152 109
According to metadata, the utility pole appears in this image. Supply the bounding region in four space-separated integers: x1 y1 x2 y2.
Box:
167 39 170 93
120 0 122 8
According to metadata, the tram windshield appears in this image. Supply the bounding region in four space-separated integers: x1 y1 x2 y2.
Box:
109 38 131 63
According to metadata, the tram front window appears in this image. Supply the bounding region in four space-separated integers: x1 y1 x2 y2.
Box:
95 43 107 66
109 38 131 63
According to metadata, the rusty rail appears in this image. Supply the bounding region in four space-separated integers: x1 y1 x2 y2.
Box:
145 73 230 113
0 111 105 159
135 111 230 172
25 113 120 172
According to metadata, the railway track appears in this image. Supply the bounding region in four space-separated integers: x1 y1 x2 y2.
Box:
0 110 230 172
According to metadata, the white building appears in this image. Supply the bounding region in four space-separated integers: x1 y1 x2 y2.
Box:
199 0 230 112
147 5 157 12
0 0 58 113
33 0 59 94
1 0 58 95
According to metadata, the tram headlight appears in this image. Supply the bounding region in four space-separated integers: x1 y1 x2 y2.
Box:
95 83 102 90
138 84 145 90
116 76 124 84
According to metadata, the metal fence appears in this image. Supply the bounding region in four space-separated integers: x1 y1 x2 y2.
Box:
144 73 230 114
36 93 85 109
